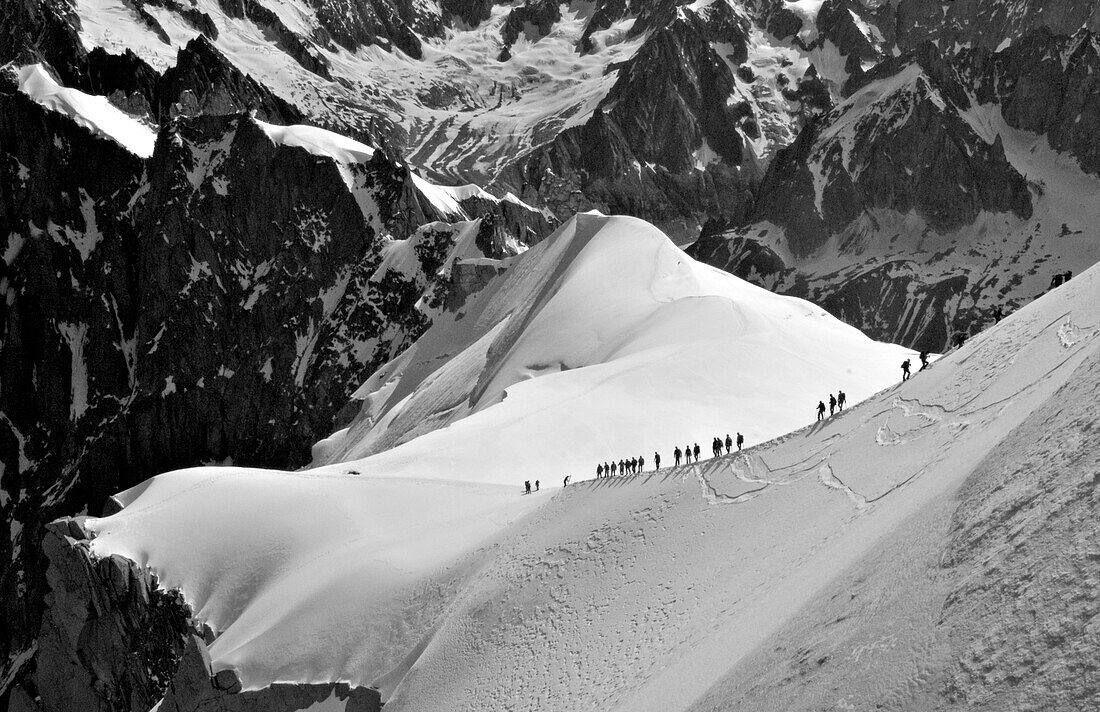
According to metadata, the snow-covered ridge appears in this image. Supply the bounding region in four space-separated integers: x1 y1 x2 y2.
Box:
84 213 911 695
255 119 375 163
16 64 157 157
86 240 1100 710
313 212 911 473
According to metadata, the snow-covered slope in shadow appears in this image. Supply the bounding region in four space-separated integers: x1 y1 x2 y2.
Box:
314 212 909 479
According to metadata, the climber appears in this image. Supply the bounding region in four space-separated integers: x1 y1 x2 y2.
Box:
725 434 732 454
919 351 930 371
693 443 701 462
829 393 837 415
597 463 603 479
736 432 744 450
901 358 911 381
674 446 682 466
837 390 846 410
525 480 531 494
817 401 826 421
654 452 661 470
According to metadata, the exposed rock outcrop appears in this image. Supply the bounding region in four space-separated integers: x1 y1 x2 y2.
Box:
156 35 303 123
498 0 562 60
688 41 1069 350
0 85 540 702
752 44 1032 257
15 519 194 712
509 0 759 240
10 517 382 712
967 27 1100 176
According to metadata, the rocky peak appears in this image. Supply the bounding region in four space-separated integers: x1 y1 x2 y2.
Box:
498 0 563 61
752 45 1031 256
308 0 440 58
965 27 1100 175
157 35 303 124
12 516 382 712
0 71 547 702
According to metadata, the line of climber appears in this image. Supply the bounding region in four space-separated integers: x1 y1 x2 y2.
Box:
587 432 746 482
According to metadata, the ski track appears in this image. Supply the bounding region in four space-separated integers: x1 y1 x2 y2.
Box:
661 306 1100 513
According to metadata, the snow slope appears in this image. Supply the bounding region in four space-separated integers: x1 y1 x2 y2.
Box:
83 213 907 688
85 240 1100 708
313 213 910 476
16 64 157 157
364 267 1100 712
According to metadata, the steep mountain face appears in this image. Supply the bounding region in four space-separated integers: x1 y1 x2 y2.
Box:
13 516 383 712
2 0 821 238
7 0 1092 343
0 65 547 698
691 23 1100 350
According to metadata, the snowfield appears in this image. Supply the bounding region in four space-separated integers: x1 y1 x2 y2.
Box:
85 218 1100 710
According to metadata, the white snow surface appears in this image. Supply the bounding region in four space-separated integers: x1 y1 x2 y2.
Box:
89 269 1100 709
17 64 156 157
85 214 923 696
314 213 909 470
86 244 1100 709
255 120 375 163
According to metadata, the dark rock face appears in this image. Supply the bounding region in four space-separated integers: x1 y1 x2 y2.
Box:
968 28 1100 176
689 231 786 285
689 38 1074 350
214 0 332 77
813 264 968 353
509 1 759 240
307 0 441 59
765 0 1100 57
752 45 1032 257
499 0 562 59
19 519 194 712
10 517 382 712
0 88 148 690
440 0 494 28
893 0 1100 51
156 36 303 124
0 89 533 702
